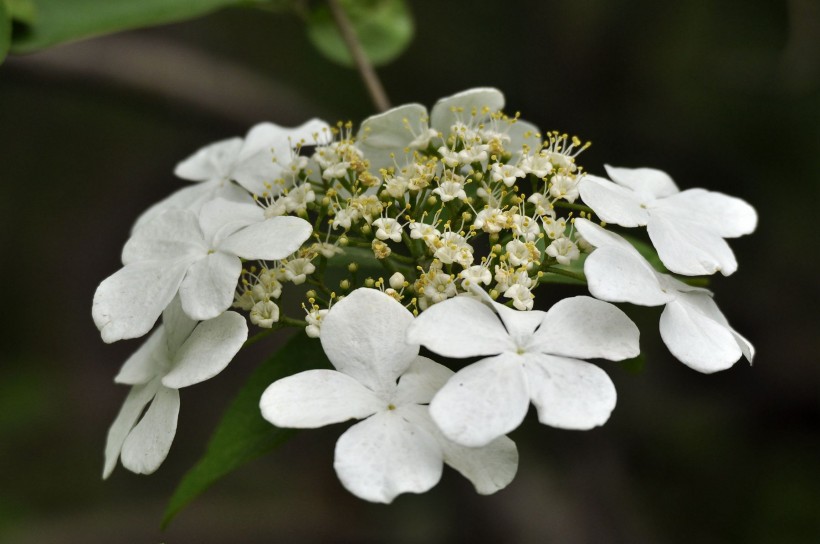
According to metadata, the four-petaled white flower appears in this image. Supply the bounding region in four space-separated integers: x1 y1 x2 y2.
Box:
133 120 330 231
93 198 312 343
579 165 757 276
574 218 754 373
259 288 519 503
103 298 247 478
407 293 640 447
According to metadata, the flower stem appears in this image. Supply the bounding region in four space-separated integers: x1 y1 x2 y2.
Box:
327 0 391 112
553 201 593 214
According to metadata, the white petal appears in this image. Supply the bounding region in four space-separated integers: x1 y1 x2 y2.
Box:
122 209 205 265
163 311 248 388
161 296 198 355
659 295 744 373
260 369 384 428
573 218 641 254
430 88 505 134
131 182 216 234
429 353 530 447
506 119 542 154
114 327 165 385
578 175 649 227
132 180 255 235
406 295 512 358
93 260 190 343
604 165 680 198
102 379 159 479
393 356 454 406
583 246 673 306
219 216 313 261
529 296 640 361
233 120 331 196
400 404 518 495
654 188 758 238
647 215 737 276
334 411 443 503
356 104 427 170
320 289 417 395
178 252 241 321
493 302 547 342
525 354 617 430
174 137 242 181
120 385 180 475
197 198 264 247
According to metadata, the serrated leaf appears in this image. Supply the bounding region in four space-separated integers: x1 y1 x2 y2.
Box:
9 0 284 54
162 331 330 527
306 0 413 67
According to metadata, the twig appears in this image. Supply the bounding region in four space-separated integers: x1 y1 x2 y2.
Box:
327 0 391 112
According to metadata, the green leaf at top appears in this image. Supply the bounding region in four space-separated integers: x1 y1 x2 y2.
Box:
163 331 330 528
0 2 10 63
306 0 413 67
10 0 279 54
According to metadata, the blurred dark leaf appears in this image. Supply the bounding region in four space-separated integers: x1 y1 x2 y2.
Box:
306 0 413 67
5 0 35 23
0 2 10 63
10 0 290 53
163 331 330 527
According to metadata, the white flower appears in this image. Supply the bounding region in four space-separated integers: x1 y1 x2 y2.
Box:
373 217 403 243
407 293 640 447
549 174 580 203
260 289 518 503
356 88 540 171
103 298 247 478
503 283 534 311
229 119 331 196
490 162 525 187
250 300 280 328
546 237 580 265
578 165 757 276
574 218 754 373
283 257 315 285
519 152 553 178
409 221 441 244
433 231 474 267
93 198 312 343
304 307 328 338
133 120 330 231
432 179 467 202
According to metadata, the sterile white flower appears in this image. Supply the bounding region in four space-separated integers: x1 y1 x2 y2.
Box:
578 165 757 276
356 88 540 171
259 289 518 503
574 218 754 373
407 293 640 447
103 298 247 478
93 198 312 343
132 120 330 231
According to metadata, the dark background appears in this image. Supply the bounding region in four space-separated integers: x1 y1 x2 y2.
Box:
1 0 818 542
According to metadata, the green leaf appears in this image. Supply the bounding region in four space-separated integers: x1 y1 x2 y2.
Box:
306 0 413 67
10 0 274 54
162 331 330 527
0 2 10 64
5 0 36 24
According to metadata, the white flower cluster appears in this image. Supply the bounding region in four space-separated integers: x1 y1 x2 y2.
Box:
95 88 757 503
